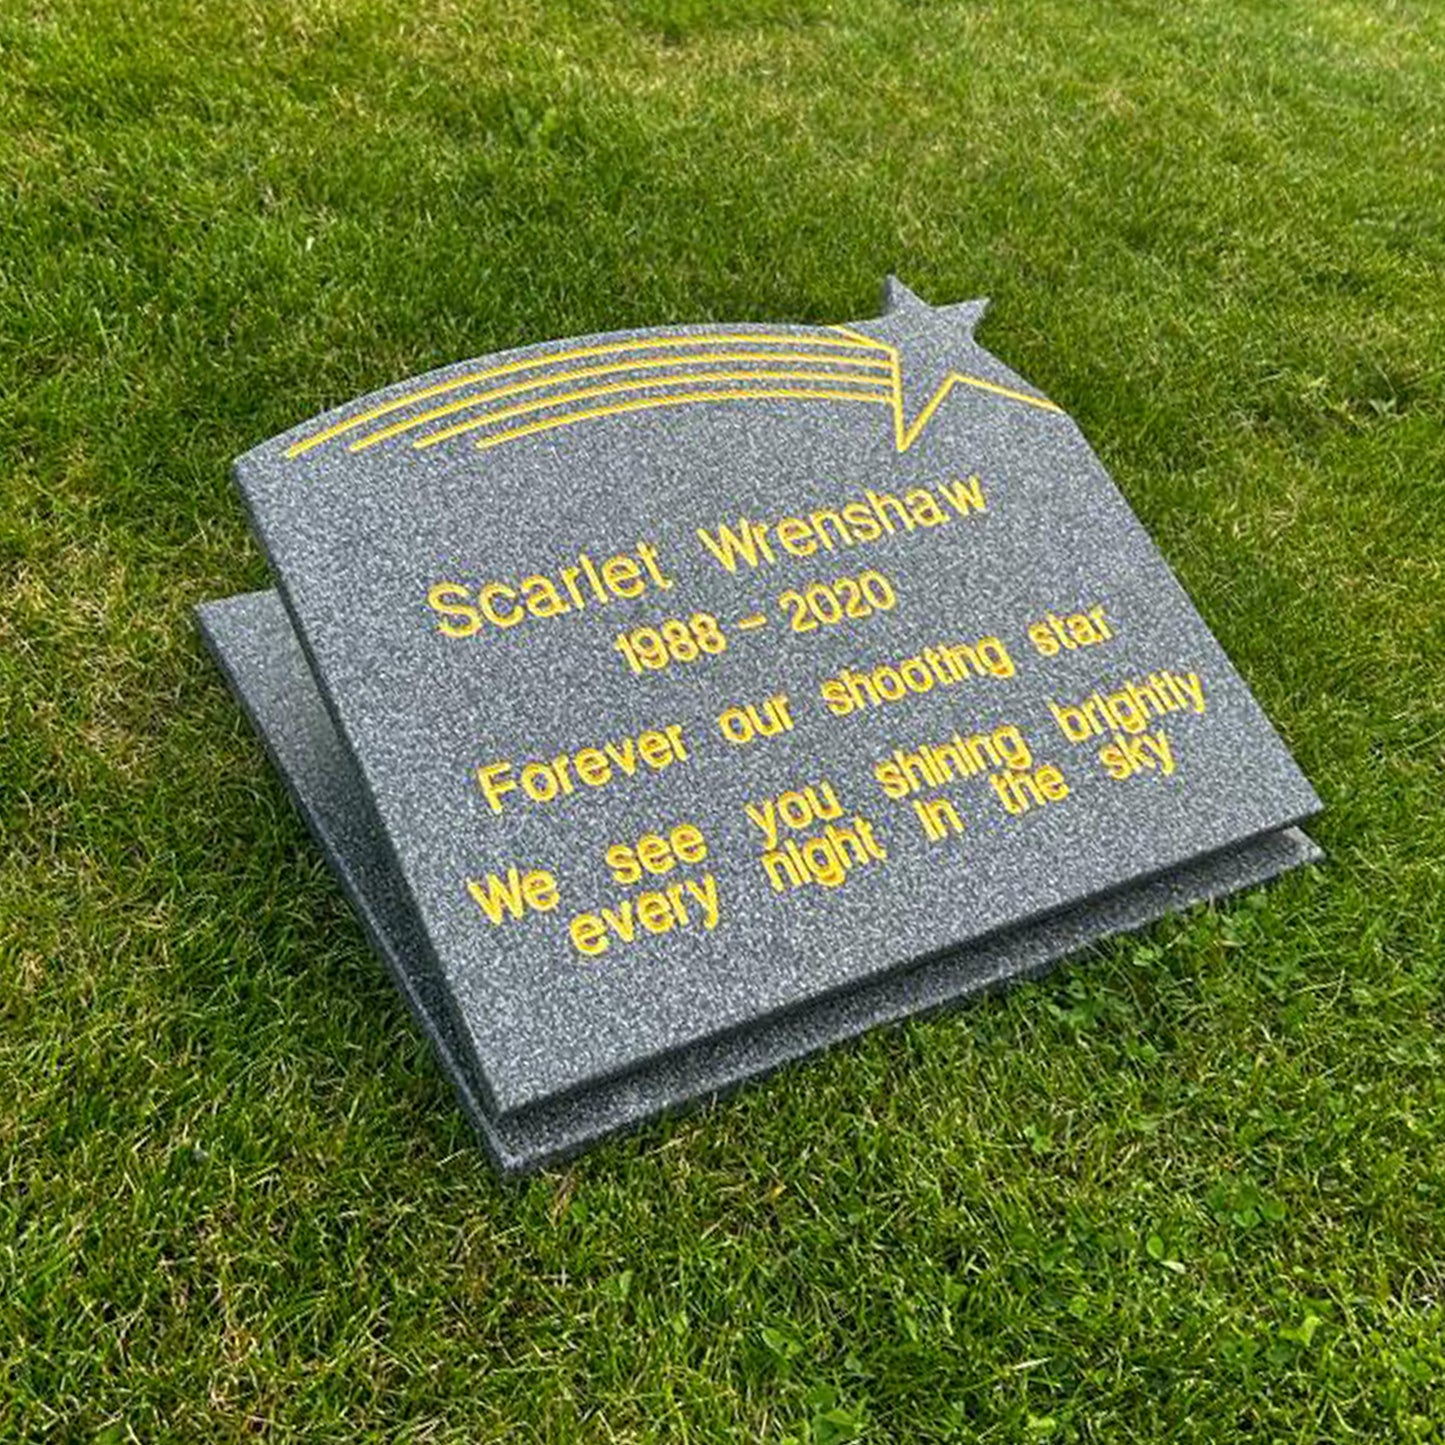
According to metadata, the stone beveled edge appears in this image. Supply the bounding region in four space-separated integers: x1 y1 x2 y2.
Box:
196 588 1322 1175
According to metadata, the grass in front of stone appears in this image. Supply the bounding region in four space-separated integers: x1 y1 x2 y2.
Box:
2 1 1444 1439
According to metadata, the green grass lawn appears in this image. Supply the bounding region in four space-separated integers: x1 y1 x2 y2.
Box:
3 0 1444 1438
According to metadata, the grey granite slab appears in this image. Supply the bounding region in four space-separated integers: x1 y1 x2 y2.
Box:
219 278 1321 1118
197 582 1319 1174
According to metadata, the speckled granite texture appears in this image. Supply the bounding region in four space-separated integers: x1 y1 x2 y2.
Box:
197 589 1319 1174
200 279 1322 1166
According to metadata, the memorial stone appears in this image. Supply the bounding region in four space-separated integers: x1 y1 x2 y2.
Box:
198 278 1322 1172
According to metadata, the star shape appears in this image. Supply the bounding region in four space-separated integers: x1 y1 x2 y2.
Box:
836 277 1057 449
840 277 988 442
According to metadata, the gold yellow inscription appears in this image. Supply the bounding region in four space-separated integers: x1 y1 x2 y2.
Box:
743 781 888 894
476 723 690 814
428 541 675 638
717 693 795 746
569 821 719 958
1099 731 1176 780
1049 671 1205 741
1027 605 1114 656
778 570 896 633
614 613 727 674
465 866 560 924
695 477 986 574
871 724 1034 799
913 796 965 842
568 875 721 958
604 822 709 885
1050 668 1207 783
819 636 1015 717
989 764 1070 816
